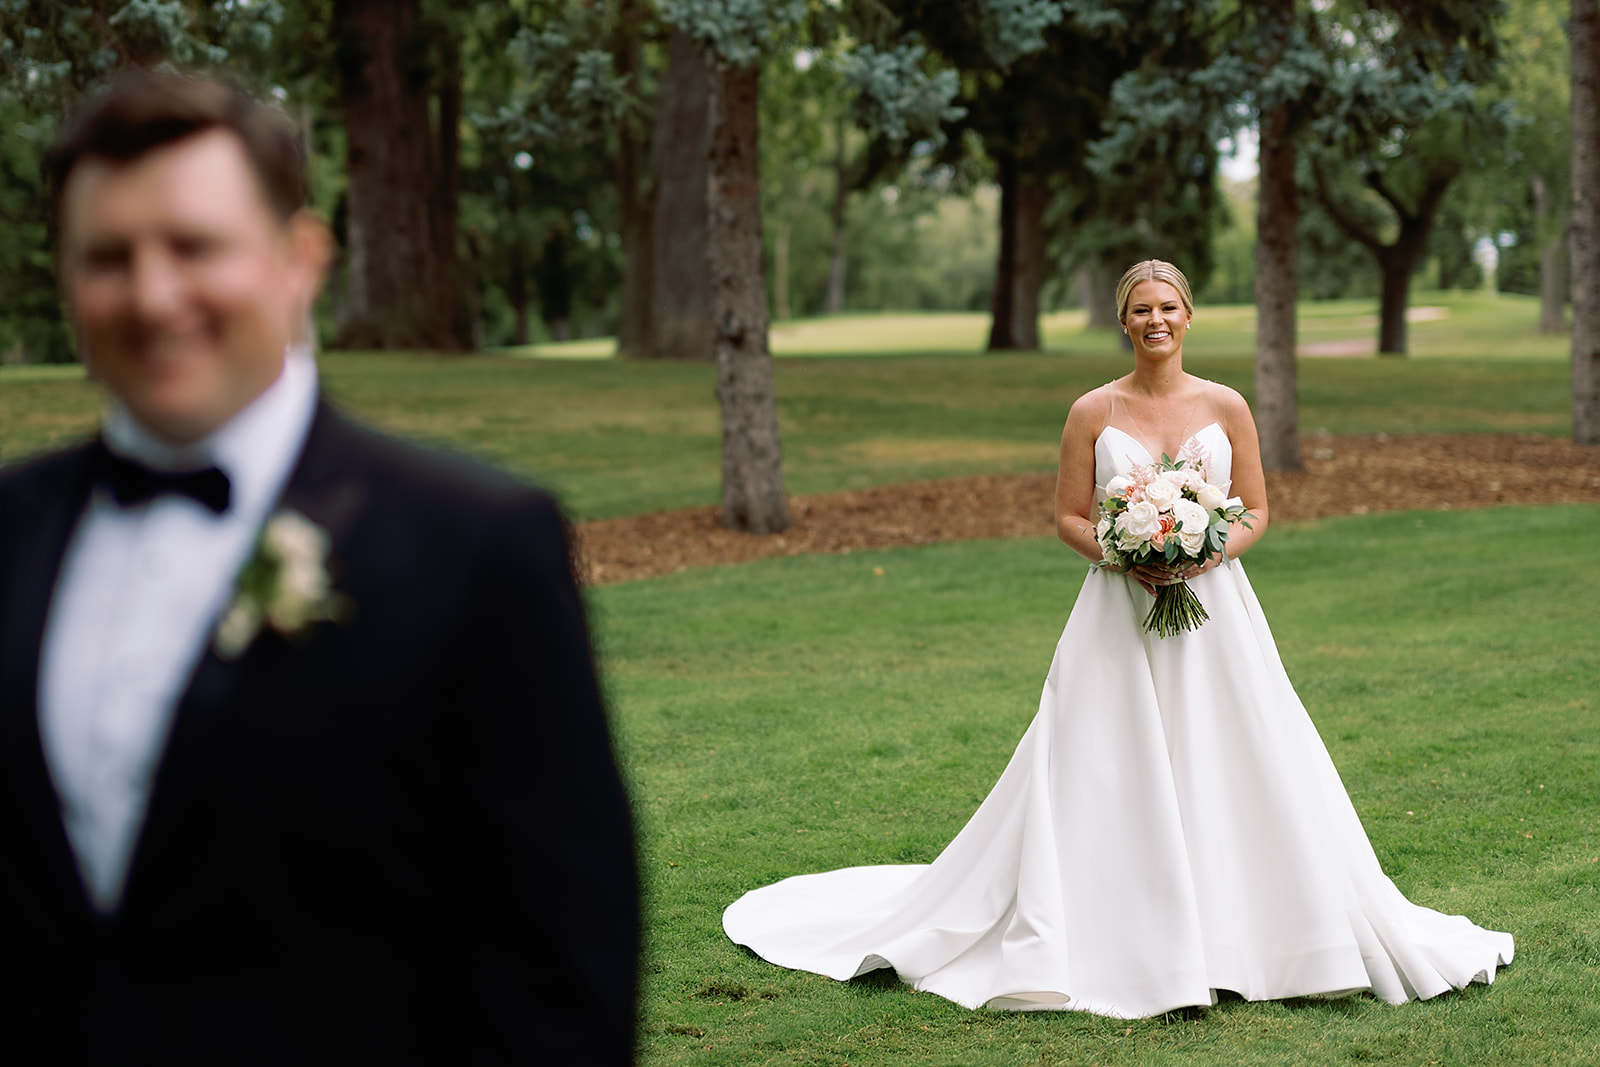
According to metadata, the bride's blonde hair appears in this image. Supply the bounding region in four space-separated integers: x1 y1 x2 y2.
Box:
1115 260 1194 323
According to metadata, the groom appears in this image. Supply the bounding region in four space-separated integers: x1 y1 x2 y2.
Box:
0 71 638 1063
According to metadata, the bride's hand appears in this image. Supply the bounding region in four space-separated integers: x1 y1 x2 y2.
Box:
1127 556 1220 596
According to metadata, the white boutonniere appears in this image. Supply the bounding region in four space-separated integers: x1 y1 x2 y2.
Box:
215 509 348 659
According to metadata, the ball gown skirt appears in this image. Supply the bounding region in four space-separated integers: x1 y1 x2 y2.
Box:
722 422 1513 1018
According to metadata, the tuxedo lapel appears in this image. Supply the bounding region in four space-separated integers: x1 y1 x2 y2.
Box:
0 446 99 917
122 402 373 911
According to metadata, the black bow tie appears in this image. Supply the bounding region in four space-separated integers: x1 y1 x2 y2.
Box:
93 441 232 515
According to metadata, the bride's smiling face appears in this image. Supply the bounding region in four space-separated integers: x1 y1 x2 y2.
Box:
1122 280 1191 358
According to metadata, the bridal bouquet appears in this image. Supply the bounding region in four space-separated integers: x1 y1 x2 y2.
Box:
1094 455 1253 638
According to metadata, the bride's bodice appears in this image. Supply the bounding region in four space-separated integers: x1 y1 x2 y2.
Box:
1094 422 1232 501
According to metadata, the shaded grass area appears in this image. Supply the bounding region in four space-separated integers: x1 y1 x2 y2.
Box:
597 505 1600 1066
1 343 1573 520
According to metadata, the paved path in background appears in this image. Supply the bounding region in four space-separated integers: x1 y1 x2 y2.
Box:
575 433 1600 585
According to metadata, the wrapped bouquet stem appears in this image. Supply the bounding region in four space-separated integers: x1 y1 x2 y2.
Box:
1094 453 1254 637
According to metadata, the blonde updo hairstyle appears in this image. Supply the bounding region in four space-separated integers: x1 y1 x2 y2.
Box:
1114 259 1194 325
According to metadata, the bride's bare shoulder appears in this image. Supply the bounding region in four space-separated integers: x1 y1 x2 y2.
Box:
1067 383 1117 429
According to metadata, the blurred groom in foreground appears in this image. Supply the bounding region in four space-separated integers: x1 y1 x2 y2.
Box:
0 69 638 1064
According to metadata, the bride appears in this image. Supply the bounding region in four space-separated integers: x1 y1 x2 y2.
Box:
722 260 1514 1018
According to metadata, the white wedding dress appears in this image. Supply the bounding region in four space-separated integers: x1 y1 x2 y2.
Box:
723 421 1513 1018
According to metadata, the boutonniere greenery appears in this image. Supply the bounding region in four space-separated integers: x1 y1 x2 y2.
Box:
215 509 349 659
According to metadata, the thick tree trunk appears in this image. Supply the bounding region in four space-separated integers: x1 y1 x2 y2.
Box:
988 157 1047 351
708 63 790 534
1533 174 1569 333
1254 102 1303 471
333 0 464 350
647 31 713 361
1575 0 1600 445
613 1 654 359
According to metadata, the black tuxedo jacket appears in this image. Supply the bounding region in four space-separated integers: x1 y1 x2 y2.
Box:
0 403 638 1065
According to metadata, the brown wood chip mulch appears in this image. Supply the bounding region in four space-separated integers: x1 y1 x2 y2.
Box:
575 434 1600 586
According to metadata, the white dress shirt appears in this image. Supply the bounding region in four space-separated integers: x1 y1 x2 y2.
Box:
39 346 320 912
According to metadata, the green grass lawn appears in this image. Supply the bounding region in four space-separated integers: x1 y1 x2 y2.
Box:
599 505 1600 1066
1 295 1576 519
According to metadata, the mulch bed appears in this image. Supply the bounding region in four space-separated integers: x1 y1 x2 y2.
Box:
575 434 1600 586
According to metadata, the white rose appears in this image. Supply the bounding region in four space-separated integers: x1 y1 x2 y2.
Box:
1160 469 1191 488
264 511 327 564
1171 498 1209 534
1144 478 1180 510
1196 482 1227 512
1095 515 1112 542
1104 475 1134 499
1117 500 1162 541
1179 528 1206 556
278 556 329 605
1173 499 1207 533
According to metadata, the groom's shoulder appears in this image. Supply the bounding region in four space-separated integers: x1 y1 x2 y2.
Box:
0 438 96 501
315 405 562 522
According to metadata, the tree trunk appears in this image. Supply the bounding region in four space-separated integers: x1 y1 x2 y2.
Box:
332 0 464 351
1373 201 1440 355
646 31 713 361
708 62 790 534
615 124 655 358
1541 235 1570 333
512 299 530 346
825 124 849 314
1080 262 1119 329
1574 0 1600 445
987 152 1018 350
613 0 654 359
1254 102 1303 471
434 32 467 349
988 157 1047 351
1533 174 1569 333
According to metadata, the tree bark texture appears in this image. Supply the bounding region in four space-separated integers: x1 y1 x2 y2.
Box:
332 0 465 351
1572 0 1600 444
613 2 654 359
708 63 791 534
1254 102 1303 472
646 31 713 361
986 156 1047 351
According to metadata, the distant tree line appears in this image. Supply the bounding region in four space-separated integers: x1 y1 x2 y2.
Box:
1 0 1594 522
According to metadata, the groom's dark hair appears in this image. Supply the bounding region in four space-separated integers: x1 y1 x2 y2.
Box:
45 67 307 227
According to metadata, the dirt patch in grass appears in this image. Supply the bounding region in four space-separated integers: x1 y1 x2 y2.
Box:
576 433 1600 586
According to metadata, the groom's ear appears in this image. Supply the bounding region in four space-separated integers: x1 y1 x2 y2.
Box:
284 208 333 313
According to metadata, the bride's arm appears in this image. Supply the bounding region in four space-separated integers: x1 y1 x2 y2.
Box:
1055 391 1109 565
1212 387 1270 564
